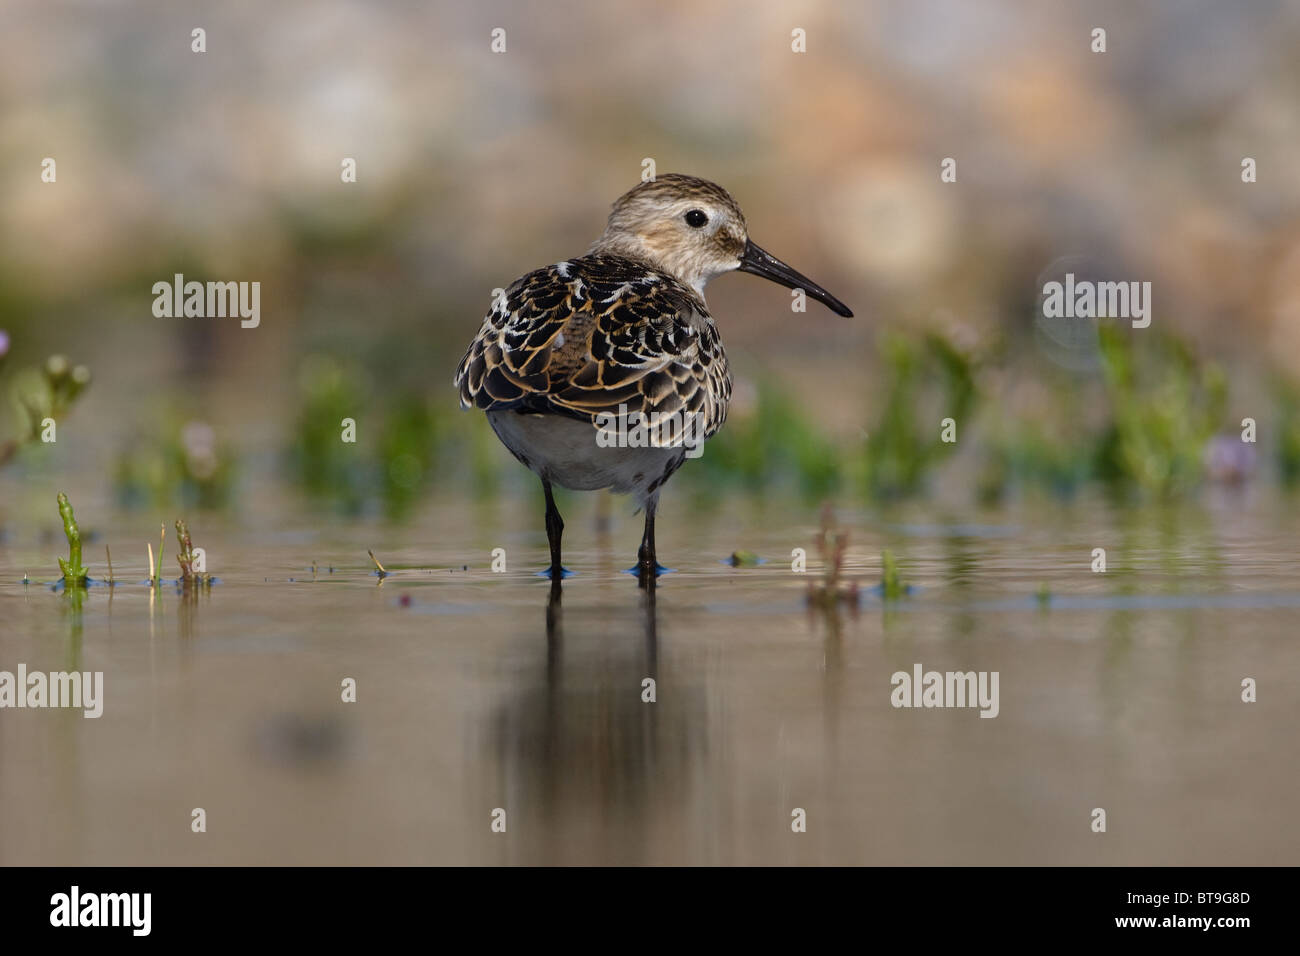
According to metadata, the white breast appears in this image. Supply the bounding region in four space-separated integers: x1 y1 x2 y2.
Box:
487 410 688 507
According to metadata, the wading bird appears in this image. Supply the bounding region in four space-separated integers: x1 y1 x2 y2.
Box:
454 174 852 589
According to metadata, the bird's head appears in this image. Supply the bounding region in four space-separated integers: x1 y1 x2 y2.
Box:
593 172 853 317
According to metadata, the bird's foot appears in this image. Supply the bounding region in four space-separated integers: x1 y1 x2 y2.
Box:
538 564 579 580
536 566 576 580
624 562 672 578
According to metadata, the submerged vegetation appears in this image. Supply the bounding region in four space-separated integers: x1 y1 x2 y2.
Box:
47 492 216 592
175 519 212 587
806 505 858 609
147 523 165 588
879 549 909 601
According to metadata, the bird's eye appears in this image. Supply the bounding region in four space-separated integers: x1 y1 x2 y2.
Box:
684 209 708 228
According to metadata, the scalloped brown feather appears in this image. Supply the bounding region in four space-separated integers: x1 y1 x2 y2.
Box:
454 254 732 441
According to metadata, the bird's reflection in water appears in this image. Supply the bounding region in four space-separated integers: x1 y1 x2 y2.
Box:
486 585 708 864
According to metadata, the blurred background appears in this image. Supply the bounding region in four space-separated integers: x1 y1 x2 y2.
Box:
2 1 1299 867
2 0 1299 517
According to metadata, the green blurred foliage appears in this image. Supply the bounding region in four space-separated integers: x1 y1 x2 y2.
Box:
1 348 91 467
1275 378 1300 488
288 354 449 518
685 379 841 503
13 355 91 438
1093 324 1226 496
862 331 976 500
378 392 440 520
463 413 502 502
290 355 371 514
979 417 1092 504
274 326 1300 516
980 326 1241 501
113 419 237 511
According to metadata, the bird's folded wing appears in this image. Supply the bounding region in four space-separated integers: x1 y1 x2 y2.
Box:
454 256 731 440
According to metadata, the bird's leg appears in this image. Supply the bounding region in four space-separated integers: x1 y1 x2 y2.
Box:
637 497 658 591
542 478 566 583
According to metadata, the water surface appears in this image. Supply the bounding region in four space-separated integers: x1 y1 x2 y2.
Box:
1 493 1296 865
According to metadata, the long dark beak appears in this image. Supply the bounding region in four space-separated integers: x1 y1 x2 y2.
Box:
737 240 853 317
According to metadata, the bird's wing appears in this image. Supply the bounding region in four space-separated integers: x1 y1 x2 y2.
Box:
454 255 731 440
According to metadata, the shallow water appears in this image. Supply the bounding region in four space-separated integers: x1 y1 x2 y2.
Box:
1 490 1297 865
